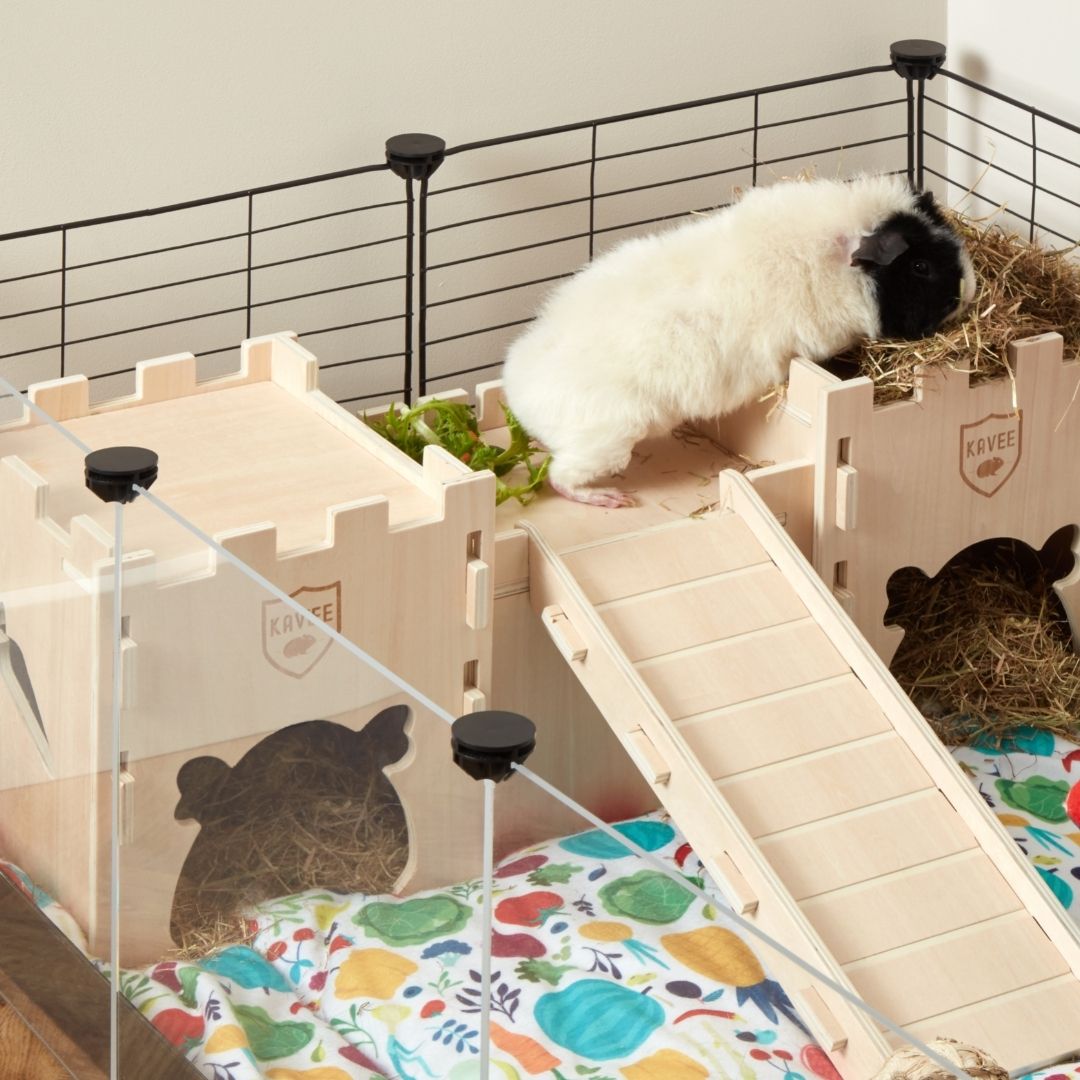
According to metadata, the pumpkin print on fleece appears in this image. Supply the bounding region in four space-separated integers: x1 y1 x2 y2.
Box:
535 978 666 1059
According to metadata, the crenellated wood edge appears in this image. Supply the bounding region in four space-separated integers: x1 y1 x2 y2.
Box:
370 371 824 591
362 378 533 597
0 333 502 566
720 468 1080 978
518 518 893 1080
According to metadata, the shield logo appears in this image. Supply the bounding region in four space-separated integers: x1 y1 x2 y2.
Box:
262 582 342 678
959 411 1023 498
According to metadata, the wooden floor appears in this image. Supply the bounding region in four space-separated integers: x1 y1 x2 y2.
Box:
0 999 69 1079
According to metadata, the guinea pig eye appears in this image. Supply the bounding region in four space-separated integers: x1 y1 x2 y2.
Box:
911 259 931 277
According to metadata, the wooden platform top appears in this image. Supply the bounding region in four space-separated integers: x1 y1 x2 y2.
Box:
0 381 442 559
496 422 749 554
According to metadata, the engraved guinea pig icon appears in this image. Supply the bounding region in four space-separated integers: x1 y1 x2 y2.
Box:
976 456 1005 478
283 633 317 658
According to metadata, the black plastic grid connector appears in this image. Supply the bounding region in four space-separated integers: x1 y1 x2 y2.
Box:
890 39 946 82
451 710 536 783
386 134 446 182
84 446 158 504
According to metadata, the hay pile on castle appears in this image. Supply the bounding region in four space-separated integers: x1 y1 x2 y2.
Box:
850 212 1080 746
887 538 1080 747
840 210 1080 402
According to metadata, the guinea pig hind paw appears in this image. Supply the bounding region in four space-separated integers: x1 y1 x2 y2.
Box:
550 480 636 508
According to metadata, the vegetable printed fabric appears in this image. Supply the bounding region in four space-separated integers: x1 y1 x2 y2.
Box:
3 780 1080 1078
225 814 832 1079
951 726 1080 915
4 817 830 1079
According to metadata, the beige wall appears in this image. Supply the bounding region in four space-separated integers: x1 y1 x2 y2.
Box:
944 0 1080 244
1 2 944 232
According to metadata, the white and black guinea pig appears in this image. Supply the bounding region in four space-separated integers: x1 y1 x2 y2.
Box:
502 174 975 507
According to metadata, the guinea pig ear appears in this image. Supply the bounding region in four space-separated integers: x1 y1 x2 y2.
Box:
915 189 947 225
174 756 231 823
851 228 909 268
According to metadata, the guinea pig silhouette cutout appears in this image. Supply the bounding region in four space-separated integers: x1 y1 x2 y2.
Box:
170 706 410 949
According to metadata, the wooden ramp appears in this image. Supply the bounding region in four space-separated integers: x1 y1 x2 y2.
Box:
522 472 1080 1079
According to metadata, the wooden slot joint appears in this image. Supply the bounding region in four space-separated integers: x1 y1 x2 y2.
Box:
540 605 588 663
119 754 135 846
626 727 672 786
832 560 854 615
709 851 759 915
463 657 486 714
835 463 857 531
462 688 486 714
465 529 491 630
466 559 491 629
120 617 137 708
796 986 848 1053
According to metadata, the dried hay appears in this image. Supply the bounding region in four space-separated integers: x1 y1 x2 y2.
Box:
169 723 408 959
887 536 1080 747
869 1037 1007 1080
835 210 1080 403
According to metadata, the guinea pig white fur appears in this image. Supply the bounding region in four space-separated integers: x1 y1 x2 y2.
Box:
502 174 975 507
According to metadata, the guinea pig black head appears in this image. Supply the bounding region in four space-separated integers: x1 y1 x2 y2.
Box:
852 191 974 340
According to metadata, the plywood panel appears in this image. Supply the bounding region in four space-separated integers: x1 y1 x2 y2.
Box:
561 515 767 604
496 426 751 552
847 912 1068 1026
802 850 1022 965
716 734 932 838
759 791 977 900
812 335 1080 669
600 563 807 661
883 977 1080 1074
4 382 443 560
490 592 658 849
639 619 848 718
676 674 892 778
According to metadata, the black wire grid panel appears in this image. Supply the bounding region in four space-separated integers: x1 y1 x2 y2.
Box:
0 164 415 409
1 40 1078 411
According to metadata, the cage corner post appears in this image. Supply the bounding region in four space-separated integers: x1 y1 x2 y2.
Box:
83 445 161 1080
889 38 946 191
385 134 447 403
450 710 537 1079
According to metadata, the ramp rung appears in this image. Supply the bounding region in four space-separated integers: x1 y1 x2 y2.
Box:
562 513 766 603
716 734 932 837
801 850 1022 965
759 790 977 899
883 976 1080 1070
676 673 892 778
846 910 1068 1027
639 618 848 718
599 562 807 661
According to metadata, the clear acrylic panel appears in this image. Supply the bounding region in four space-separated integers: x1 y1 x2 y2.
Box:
5 368 1073 1080
0 376 118 1076
114 484 483 1078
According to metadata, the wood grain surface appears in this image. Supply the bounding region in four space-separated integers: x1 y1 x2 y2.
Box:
0 998 69 1079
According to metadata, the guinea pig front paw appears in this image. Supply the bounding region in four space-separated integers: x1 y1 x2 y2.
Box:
550 480 637 508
